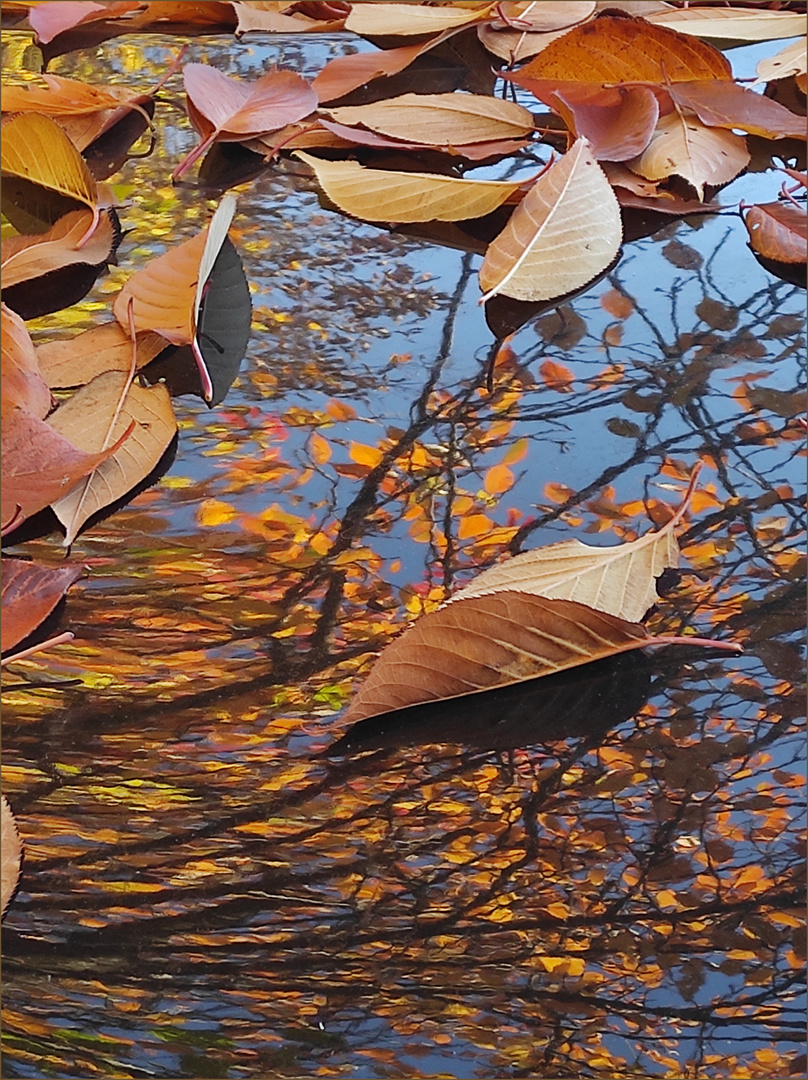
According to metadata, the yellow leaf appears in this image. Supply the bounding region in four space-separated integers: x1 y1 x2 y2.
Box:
484 463 514 495
502 437 529 466
197 498 238 526
458 512 495 540
349 441 384 468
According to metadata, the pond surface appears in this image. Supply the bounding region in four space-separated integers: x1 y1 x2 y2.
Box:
1 25 806 1080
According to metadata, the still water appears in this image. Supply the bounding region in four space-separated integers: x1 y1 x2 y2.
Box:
2 26 805 1080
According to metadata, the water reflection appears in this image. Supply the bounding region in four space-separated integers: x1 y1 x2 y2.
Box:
1 27 805 1080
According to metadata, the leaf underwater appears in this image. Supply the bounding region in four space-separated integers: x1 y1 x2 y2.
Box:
479 137 622 302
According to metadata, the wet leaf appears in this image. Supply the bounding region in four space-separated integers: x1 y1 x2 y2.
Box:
233 1 346 35
0 113 99 240
0 71 151 117
744 202 807 264
754 39 807 86
1 557 83 654
48 373 177 546
174 63 317 179
1 303 51 420
27 0 141 44
1 796 22 920
626 113 750 200
517 12 732 84
326 93 535 146
668 81 806 141
295 151 521 223
36 323 166 389
479 137 622 302
193 235 253 407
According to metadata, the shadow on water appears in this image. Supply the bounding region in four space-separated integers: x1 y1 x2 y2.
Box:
1 26 805 1080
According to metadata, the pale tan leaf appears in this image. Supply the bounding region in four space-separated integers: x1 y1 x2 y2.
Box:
477 23 580 63
479 137 622 302
326 93 535 146
457 515 681 622
0 209 114 288
48 373 177 546
1 302 51 419
1 795 22 920
233 1 346 34
345 2 495 36
646 7 807 43
626 112 749 200
36 323 165 389
295 151 521 223
754 39 807 86
343 592 654 723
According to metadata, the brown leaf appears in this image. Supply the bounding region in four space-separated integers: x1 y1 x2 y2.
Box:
754 39 806 86
626 112 750 200
48 373 177 546
0 113 100 241
312 30 456 103
1 303 51 419
1 795 22 920
174 64 317 179
668 81 806 141
1 407 130 529
0 72 149 117
343 592 658 723
507 78 659 160
326 93 535 146
343 2 496 37
0 209 115 289
479 137 622 302
295 151 521 223
36 322 166 389
517 12 732 84
233 0 346 35
744 201 807 264
1 557 83 654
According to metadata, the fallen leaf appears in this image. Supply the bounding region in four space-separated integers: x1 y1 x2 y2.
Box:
539 359 576 393
508 78 659 161
600 289 633 319
754 39 807 86
48 373 177 545
646 6 808 44
295 151 522 223
1 795 22 920
233 0 346 35
744 202 807 264
626 112 750 200
479 137 622 302
0 113 99 242
344 2 495 36
477 23 581 65
1 304 51 419
36 323 166 389
27 0 141 43
668 81 806 141
174 63 317 179
1 557 83 654
0 208 115 289
0 71 151 117
326 93 535 146
517 12 732 83
493 1 596 33
1 406 131 529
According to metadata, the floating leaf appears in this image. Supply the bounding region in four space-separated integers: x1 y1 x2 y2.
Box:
668 81 806 141
646 6 808 44
754 39 807 86
0 113 99 242
48 372 177 546
744 202 807 264
626 113 750 200
1 796 22 920
1 557 83 654
295 151 521 223
0 209 115 290
0 71 150 117
193 235 253 407
344 2 495 37
326 93 535 146
479 137 622 302
233 1 347 36
26 0 141 44
174 63 317 179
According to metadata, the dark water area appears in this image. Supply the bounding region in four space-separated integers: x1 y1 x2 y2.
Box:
1 26 806 1080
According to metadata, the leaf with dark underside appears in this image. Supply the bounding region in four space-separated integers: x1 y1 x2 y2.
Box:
1 558 83 655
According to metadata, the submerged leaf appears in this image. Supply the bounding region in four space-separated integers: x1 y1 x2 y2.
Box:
479 137 622 302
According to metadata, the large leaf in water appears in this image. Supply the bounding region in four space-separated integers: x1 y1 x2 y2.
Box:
1 796 22 920
744 201 807 264
479 137 622 302
646 6 808 44
344 2 495 36
48 373 177 546
1 304 51 419
1 557 82 654
330 652 651 755
36 322 165 390
194 235 252 407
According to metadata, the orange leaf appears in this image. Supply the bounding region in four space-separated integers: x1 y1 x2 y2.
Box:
484 463 515 495
349 441 384 469
600 289 633 320
310 431 332 465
